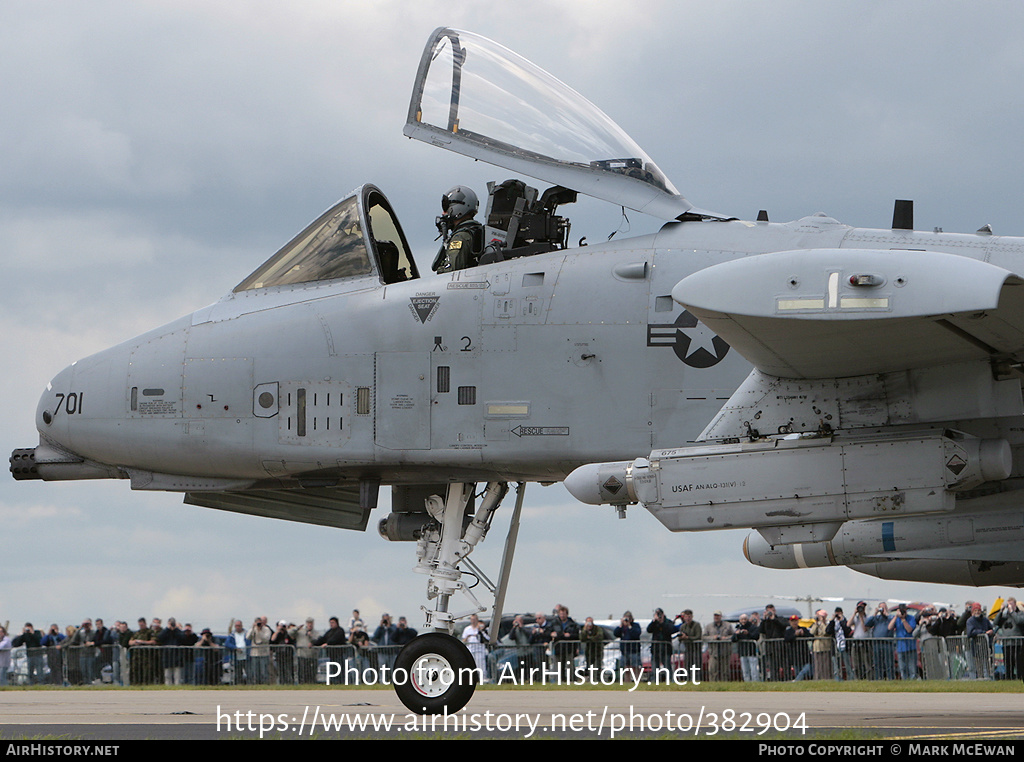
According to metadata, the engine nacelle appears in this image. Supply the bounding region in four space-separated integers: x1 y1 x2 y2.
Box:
564 430 1010 543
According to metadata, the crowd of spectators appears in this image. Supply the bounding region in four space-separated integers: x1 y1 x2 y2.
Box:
1 596 1021 686
0 610 420 687
474 598 1024 684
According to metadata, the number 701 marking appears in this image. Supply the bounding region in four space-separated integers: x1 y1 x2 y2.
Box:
54 392 83 415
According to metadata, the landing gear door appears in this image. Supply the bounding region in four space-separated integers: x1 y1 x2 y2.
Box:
375 352 431 450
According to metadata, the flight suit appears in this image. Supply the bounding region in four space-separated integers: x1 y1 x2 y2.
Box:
433 219 483 273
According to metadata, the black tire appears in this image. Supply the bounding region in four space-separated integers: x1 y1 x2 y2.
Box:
393 633 477 715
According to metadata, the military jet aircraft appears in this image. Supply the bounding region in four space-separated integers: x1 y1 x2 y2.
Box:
10 27 1024 713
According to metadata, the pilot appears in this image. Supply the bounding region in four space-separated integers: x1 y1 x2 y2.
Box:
431 185 483 273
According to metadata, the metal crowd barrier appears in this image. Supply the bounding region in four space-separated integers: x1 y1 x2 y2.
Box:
3 635 1019 686
754 636 1006 682
484 637 1012 684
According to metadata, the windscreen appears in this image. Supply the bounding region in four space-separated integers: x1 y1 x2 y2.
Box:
234 197 371 292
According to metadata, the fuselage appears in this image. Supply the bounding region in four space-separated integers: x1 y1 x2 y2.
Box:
27 212 1024 492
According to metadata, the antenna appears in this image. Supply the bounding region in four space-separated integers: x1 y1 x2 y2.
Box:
892 199 913 230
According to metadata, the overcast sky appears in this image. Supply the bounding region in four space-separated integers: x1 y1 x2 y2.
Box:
3 1 1024 635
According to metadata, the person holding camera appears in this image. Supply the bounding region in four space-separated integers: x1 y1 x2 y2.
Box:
271 620 295 684
647 608 675 679
734 613 761 682
528 612 553 674
784 615 813 681
290 618 321 685
866 602 895 680
247 617 272 685
965 602 995 679
41 623 65 685
675 610 702 673
848 601 872 679
809 610 831 680
994 597 1024 681
393 617 417 647
888 604 917 680
373 614 399 675
196 628 222 686
614 611 642 680
826 607 853 680
12 623 43 685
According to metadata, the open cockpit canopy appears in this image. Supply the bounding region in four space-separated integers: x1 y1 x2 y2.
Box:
405 28 703 221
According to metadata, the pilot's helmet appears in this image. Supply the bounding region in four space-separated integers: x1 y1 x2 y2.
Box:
441 185 478 220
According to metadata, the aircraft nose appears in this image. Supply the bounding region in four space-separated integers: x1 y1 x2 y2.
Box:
14 315 193 483
36 363 76 442
34 344 129 463
10 370 64 479
13 345 133 482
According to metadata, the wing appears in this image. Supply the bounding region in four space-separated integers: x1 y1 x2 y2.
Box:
672 248 1024 379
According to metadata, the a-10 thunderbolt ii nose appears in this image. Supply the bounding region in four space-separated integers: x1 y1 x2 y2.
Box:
11 318 192 484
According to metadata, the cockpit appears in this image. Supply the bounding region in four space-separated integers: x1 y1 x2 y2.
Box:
233 27 704 295
231 175 578 295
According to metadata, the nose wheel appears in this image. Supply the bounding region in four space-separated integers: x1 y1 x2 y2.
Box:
394 633 477 715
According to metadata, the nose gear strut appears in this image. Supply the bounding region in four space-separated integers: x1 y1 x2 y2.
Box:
393 480 526 714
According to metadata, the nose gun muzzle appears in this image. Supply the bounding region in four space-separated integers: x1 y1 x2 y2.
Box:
10 442 122 482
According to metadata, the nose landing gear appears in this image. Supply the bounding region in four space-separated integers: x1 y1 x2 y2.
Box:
390 481 526 714
393 632 477 714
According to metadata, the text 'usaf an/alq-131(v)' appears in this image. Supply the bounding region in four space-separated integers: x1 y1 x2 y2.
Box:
11 27 1024 711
